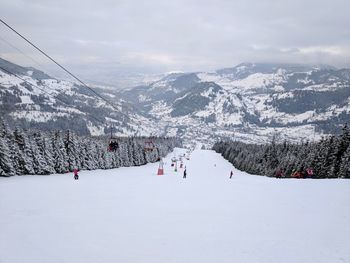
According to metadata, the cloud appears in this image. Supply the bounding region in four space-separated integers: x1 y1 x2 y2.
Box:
0 0 349 85
298 46 350 56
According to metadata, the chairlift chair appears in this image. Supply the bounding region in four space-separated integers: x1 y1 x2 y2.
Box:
108 138 119 152
107 125 119 152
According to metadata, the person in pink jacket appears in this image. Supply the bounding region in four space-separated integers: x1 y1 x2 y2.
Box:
73 168 79 180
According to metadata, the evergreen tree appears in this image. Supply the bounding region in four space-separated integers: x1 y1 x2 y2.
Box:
339 145 350 178
64 130 79 171
0 125 180 176
329 124 350 177
0 135 14 176
212 125 350 179
35 132 56 173
12 128 35 175
0 119 15 176
52 131 69 173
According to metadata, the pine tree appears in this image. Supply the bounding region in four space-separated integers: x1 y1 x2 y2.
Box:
0 123 180 176
12 128 35 175
30 132 55 174
0 135 14 176
64 130 79 171
339 145 350 178
35 132 56 174
0 119 15 176
52 131 69 173
329 124 350 177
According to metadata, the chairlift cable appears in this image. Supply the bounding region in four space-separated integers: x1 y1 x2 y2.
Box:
0 18 123 114
0 65 105 125
0 18 156 152
0 35 59 79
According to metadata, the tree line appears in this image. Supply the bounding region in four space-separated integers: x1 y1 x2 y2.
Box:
213 125 350 178
0 120 181 177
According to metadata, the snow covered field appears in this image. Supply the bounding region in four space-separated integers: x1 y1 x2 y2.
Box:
0 149 349 263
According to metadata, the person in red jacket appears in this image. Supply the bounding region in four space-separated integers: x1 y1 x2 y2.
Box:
306 168 314 178
292 170 302 179
73 168 79 180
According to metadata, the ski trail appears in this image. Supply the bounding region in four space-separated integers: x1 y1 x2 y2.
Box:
0 148 349 263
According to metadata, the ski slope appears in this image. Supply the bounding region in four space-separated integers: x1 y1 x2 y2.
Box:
0 149 349 263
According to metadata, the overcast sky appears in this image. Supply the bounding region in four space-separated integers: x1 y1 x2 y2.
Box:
1 0 350 86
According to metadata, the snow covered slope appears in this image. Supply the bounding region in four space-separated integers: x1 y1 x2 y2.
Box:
0 149 349 263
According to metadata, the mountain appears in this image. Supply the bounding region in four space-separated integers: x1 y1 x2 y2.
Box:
1 58 350 147
117 62 350 146
0 58 154 137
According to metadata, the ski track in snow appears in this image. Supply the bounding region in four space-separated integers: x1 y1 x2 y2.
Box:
0 149 349 263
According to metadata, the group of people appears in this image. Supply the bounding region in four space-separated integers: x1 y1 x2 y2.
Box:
73 166 313 180
275 168 314 179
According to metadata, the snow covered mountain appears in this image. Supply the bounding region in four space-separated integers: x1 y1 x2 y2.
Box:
1 58 350 146
118 63 350 145
0 58 155 137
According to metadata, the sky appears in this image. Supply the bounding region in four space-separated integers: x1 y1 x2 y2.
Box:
1 0 350 86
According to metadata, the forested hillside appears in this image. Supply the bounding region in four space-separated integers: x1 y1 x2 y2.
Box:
213 125 350 178
0 119 181 177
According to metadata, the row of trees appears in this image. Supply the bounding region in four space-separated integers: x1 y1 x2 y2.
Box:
213 125 350 178
0 120 181 177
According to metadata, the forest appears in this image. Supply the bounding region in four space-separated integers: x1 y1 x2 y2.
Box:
0 120 181 177
213 124 350 178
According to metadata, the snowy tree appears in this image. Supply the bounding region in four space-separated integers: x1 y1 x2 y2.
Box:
52 131 69 173
0 119 15 176
0 135 14 176
0 124 180 176
64 130 79 171
12 128 35 175
212 125 350 179
339 145 350 178
34 132 56 173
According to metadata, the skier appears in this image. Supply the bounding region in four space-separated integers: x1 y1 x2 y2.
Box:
275 169 284 179
183 168 187 179
301 170 307 179
73 168 79 180
292 170 302 179
306 167 314 178
230 170 233 179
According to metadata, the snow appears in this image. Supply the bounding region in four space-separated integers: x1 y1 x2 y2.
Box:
200 86 216 97
1 149 349 263
11 111 70 122
19 95 34 104
138 94 150 102
230 72 285 90
86 123 105 136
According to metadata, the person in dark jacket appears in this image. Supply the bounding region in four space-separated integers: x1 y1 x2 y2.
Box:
275 169 284 179
230 171 233 179
183 168 187 179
